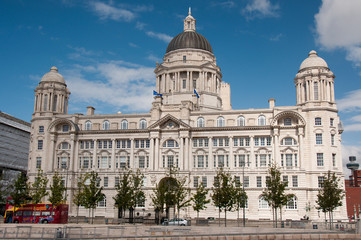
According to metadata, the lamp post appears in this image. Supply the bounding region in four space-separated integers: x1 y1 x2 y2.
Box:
242 162 246 227
64 158 69 201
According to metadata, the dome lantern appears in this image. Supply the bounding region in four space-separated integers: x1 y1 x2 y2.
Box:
184 7 196 32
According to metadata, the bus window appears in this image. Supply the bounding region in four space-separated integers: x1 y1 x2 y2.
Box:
23 211 32 216
42 211 50 216
15 211 23 216
33 211 41 216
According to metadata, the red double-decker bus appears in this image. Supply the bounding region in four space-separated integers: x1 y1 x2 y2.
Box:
4 200 68 224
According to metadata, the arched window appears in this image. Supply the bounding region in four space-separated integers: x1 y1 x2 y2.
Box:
103 120 110 130
286 196 297 209
97 195 106 207
197 117 205 127
85 121 92 130
121 120 128 129
258 115 266 126
139 119 147 129
217 116 225 127
258 196 269 209
237 116 245 126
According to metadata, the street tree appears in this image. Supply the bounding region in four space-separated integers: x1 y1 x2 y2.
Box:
233 177 248 227
49 171 66 215
82 171 104 224
316 171 344 229
262 163 294 228
113 170 133 219
128 169 145 223
73 174 86 224
211 168 235 226
10 172 30 211
30 169 49 210
191 181 210 219
151 182 166 224
174 174 191 219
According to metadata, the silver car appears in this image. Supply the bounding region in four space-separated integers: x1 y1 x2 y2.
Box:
164 218 188 226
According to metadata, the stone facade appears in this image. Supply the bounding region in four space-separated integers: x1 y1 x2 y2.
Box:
27 12 347 221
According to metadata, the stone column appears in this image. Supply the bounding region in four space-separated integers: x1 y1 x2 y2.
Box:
187 71 190 91
49 135 56 171
111 139 116 170
185 137 189 170
130 138 134 168
208 137 213 169
149 138 154 170
74 139 79 172
298 128 304 169
249 136 254 169
155 138 159 169
179 137 184 170
229 136 233 169
190 71 193 90
93 139 97 168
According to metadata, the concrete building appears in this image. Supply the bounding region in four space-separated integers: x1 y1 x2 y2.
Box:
0 111 30 206
27 11 347 221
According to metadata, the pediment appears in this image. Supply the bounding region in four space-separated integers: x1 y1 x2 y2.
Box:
148 114 191 130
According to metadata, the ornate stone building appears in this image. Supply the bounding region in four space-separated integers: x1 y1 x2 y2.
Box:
27 11 346 221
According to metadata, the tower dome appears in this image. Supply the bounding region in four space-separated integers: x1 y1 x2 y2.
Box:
166 8 213 54
299 50 328 71
40 66 65 84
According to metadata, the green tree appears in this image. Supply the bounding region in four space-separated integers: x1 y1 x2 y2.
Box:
211 168 235 226
82 171 104 224
261 163 294 228
316 171 344 229
48 172 66 215
233 177 247 227
191 181 210 219
72 174 86 224
10 172 30 211
30 169 49 209
174 175 191 219
151 182 167 224
129 169 145 222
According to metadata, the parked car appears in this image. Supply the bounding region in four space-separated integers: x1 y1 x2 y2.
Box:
162 218 189 226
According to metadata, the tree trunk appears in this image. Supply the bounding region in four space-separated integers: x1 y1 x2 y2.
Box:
329 211 332 230
275 207 278 228
76 205 79 224
237 207 240 227
88 209 91 224
218 209 221 226
225 209 227 227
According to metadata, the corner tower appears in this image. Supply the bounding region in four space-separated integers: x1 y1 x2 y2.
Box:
153 10 231 112
33 67 71 117
295 51 335 108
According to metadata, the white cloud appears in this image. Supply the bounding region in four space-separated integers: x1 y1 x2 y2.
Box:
269 33 283 42
146 31 172 43
242 0 279 19
136 21 146 30
211 1 236 8
129 42 139 48
90 1 135 22
344 124 361 132
337 89 361 112
146 54 161 63
64 61 155 113
315 0 361 67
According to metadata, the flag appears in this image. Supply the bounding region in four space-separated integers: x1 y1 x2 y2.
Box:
153 90 162 96
194 89 199 98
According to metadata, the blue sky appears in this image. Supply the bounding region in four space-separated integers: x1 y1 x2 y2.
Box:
1 0 361 173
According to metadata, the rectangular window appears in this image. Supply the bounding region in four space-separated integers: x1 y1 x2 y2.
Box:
36 157 42 169
167 156 174 167
292 175 298 187
284 118 292 126
330 118 334 127
139 156 145 168
331 134 335 146
260 154 267 167
197 155 204 168
202 176 207 187
61 157 67 169
254 137 259 146
218 155 224 167
314 82 319 100
245 137 250 146
283 175 288 187
316 133 323 145
182 79 186 89
38 140 43 150
100 157 108 168
318 176 324 188
193 176 199 187
193 79 196 89
315 117 322 125
257 176 262 188
244 176 249 187
119 156 127 168
104 177 108 187
317 153 324 166
239 155 246 167
332 153 336 167
267 137 272 146
83 157 89 169
260 137 265 146
235 176 241 187
39 126 44 133
286 154 293 167
115 177 119 187
183 56 186 63
62 125 69 132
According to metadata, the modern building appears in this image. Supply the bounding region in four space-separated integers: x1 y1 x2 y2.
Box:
27 11 347 221
345 156 361 220
0 111 30 209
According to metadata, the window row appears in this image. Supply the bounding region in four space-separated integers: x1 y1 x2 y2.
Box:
197 115 267 127
315 133 336 145
315 117 335 127
84 119 148 131
316 153 337 167
79 139 150 150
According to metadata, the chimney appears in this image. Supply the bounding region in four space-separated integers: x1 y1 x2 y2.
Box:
87 106 95 115
268 98 275 108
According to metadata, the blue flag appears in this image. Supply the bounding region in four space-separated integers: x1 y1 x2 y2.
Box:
153 90 162 96
194 89 199 98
